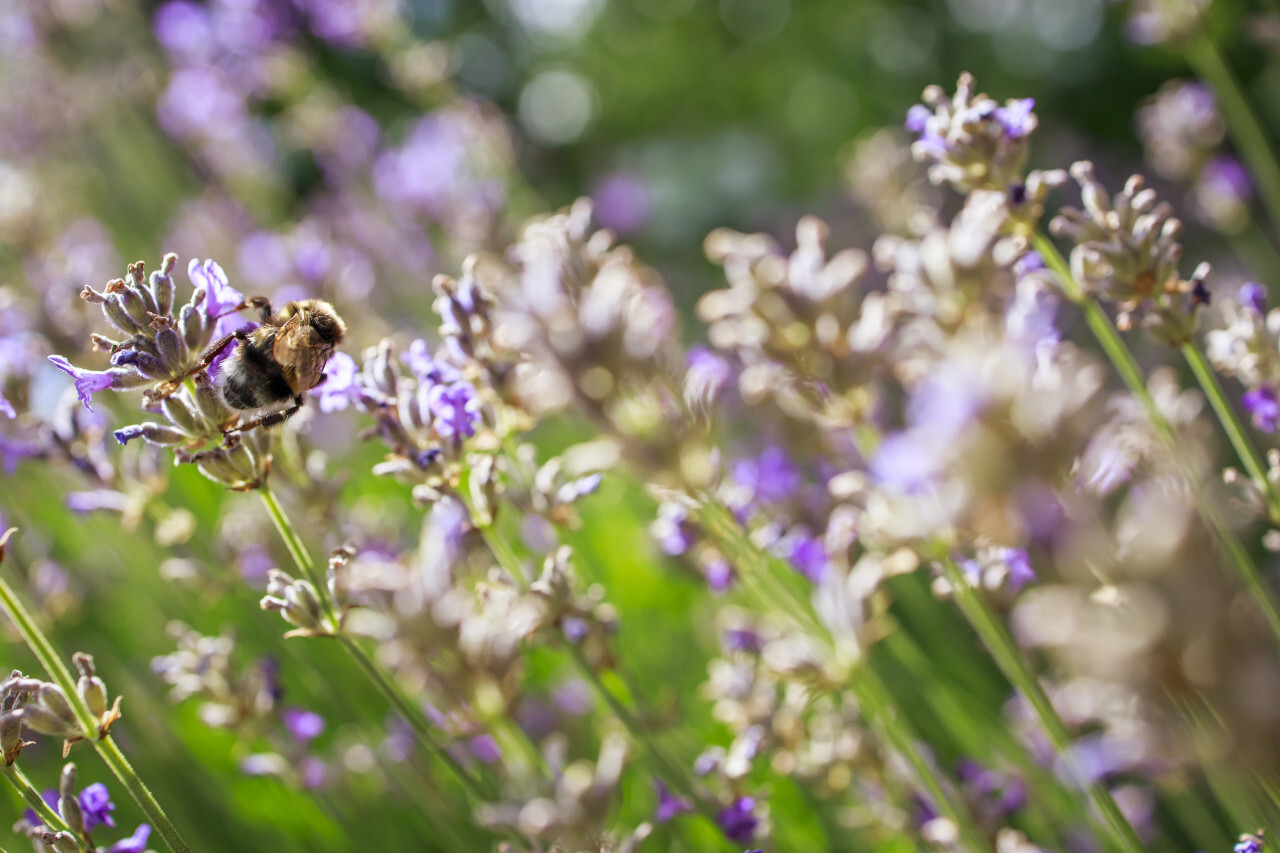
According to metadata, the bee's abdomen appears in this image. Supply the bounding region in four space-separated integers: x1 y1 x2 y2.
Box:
221 362 294 411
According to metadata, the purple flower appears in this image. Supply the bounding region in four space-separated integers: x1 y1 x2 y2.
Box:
652 503 695 556
904 104 932 134
716 796 759 843
103 824 151 853
283 708 325 743
592 173 652 234
654 780 693 822
994 98 1036 138
47 356 113 411
1244 385 1280 433
0 390 13 419
428 380 482 439
312 352 361 413
723 627 762 654
65 490 130 515
0 432 42 475
299 757 328 790
1201 156 1253 203
869 430 945 492
113 425 145 445
1001 548 1035 591
469 735 502 764
1235 834 1265 853
1013 251 1045 278
732 446 800 506
1240 282 1267 315
152 1 211 57
404 340 463 385
685 346 733 411
704 557 735 593
788 534 828 584
187 258 246 342
79 782 117 832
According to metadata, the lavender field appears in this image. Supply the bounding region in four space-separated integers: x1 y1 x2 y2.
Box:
2 0 1280 851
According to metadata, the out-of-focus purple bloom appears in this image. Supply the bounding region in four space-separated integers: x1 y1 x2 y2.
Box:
651 502 695 556
1013 250 1046 279
47 356 113 411
283 708 325 743
704 556 735 593
152 1 210 57
1244 385 1280 432
592 173 652 234
562 615 589 643
157 67 245 139
904 104 932 133
428 380 482 439
79 782 117 832
373 115 469 216
299 757 328 790
313 352 361 413
103 824 151 853
995 98 1036 138
552 679 594 716
1235 834 1266 853
0 391 13 419
295 0 367 48
469 735 502 764
716 796 759 843
1239 282 1266 315
0 432 42 474
732 446 800 506
1000 548 1035 591
1201 157 1252 202
64 490 130 514
404 340 463 385
723 627 762 654
869 430 945 492
685 345 733 411
654 780 693 822
1006 278 1060 351
788 534 828 584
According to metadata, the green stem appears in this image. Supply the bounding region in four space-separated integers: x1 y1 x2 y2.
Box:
336 634 493 803
0 575 192 853
1182 341 1280 522
938 559 1144 853
258 487 498 806
694 501 991 850
2 763 71 834
1037 236 1280 652
1185 37 1280 236
258 488 336 626
852 665 992 852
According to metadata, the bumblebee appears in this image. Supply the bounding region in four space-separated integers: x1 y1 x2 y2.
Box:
196 297 347 433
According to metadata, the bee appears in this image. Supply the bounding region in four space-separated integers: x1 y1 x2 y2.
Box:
194 297 347 434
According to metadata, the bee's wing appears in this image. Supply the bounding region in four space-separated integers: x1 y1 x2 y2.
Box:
272 313 329 391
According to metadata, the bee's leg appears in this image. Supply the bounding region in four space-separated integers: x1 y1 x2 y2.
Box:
215 297 273 323
224 394 305 436
144 330 247 404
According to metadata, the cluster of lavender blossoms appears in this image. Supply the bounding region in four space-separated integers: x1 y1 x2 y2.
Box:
13 21 1280 844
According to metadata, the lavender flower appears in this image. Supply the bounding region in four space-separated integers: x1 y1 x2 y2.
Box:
716 796 759 842
283 708 325 744
78 782 116 832
1243 386 1279 433
47 357 114 411
653 780 692 822
904 73 1037 194
103 824 151 853
312 352 361 413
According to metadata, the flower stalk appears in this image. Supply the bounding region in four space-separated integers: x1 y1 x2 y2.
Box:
0 531 192 853
1035 235 1280 651
937 558 1145 853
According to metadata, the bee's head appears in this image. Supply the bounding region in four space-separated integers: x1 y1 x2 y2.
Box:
300 300 347 346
